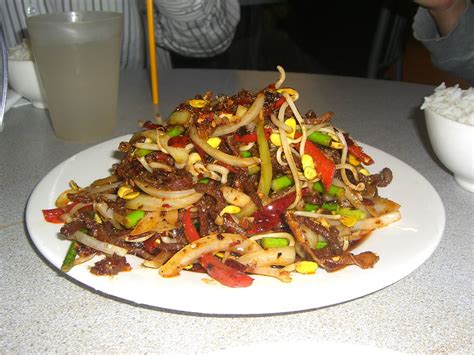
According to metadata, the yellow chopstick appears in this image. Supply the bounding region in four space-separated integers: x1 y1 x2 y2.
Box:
146 0 160 117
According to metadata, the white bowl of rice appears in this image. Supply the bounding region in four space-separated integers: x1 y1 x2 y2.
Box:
421 83 474 192
8 40 48 109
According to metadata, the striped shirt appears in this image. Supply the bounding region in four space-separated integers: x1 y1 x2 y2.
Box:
0 0 240 70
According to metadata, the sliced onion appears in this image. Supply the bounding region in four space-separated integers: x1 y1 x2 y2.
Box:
134 179 195 199
189 126 259 167
211 93 265 136
220 186 252 207
238 247 296 268
160 233 262 277
125 192 203 211
207 164 230 184
130 210 178 236
73 230 128 256
352 211 401 231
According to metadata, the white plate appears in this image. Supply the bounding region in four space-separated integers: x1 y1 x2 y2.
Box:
25 135 445 315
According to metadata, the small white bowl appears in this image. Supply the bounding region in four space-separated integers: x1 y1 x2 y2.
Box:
425 108 474 192
8 58 48 109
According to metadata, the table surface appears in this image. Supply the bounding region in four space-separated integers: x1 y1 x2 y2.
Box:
1 69 472 354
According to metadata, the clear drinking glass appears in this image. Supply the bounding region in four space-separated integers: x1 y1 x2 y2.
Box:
27 12 123 142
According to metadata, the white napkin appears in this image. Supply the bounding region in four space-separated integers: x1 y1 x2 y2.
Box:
0 89 33 131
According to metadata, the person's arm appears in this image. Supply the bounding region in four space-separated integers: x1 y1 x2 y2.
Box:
414 0 466 36
413 0 474 85
153 0 240 58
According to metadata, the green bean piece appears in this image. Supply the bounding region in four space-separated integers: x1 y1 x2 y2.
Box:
166 125 184 137
256 119 272 196
261 237 290 248
198 177 210 184
61 240 77 272
322 202 339 211
271 175 294 192
241 151 252 158
136 148 152 157
316 240 328 249
304 203 318 212
124 210 146 229
312 181 344 197
308 131 332 146
337 207 366 220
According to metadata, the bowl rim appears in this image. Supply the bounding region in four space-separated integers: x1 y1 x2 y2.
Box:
423 107 474 130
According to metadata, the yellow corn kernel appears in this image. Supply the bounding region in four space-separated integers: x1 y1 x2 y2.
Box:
187 99 207 108
117 186 140 200
348 153 360 166
219 205 241 216
183 264 194 270
330 141 344 149
295 261 318 274
207 137 221 148
94 213 102 224
301 154 314 169
304 167 317 181
340 215 357 227
284 118 296 139
277 87 298 100
270 133 281 146
214 252 225 258
359 168 370 176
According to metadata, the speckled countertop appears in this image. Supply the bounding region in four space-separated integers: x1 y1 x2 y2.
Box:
1 70 472 354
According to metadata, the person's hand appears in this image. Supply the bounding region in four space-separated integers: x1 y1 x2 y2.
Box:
414 0 466 35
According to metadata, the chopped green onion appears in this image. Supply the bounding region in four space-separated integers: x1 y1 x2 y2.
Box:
241 151 252 158
136 148 152 157
312 181 344 197
166 125 184 137
261 237 290 248
271 175 294 192
304 203 318 212
198 177 210 184
308 131 332 146
124 210 146 228
61 240 77 272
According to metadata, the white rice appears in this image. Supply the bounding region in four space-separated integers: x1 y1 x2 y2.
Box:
8 40 33 61
421 83 474 126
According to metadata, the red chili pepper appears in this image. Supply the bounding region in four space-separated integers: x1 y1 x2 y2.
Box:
42 207 66 224
234 128 272 143
199 253 253 288
183 207 200 243
303 141 335 191
168 136 189 148
143 235 161 254
348 144 374 165
247 192 296 234
273 96 286 110
142 121 162 130
182 208 253 287
42 202 91 224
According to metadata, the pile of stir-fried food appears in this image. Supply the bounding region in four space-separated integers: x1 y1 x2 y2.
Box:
43 67 401 287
